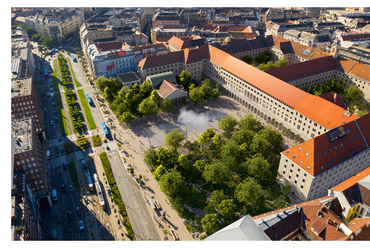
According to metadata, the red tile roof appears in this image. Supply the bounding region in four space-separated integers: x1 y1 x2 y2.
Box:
168 36 184 50
215 46 307 108
346 218 370 240
283 116 366 177
355 114 370 146
132 43 166 52
342 33 370 41
347 62 370 83
253 196 349 240
331 166 370 191
95 41 123 52
156 79 186 98
293 93 359 130
319 91 347 109
265 56 336 82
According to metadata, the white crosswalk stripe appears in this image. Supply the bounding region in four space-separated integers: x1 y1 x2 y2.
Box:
54 155 67 168
76 151 83 160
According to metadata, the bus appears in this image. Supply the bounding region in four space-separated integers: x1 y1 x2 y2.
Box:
71 54 77 62
102 122 111 138
44 68 48 77
49 48 56 55
86 94 93 106
93 174 105 209
81 160 94 191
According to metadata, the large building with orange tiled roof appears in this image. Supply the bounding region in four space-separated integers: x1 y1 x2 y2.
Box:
278 114 370 202
138 36 359 141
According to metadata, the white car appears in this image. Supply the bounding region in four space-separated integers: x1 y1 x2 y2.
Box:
79 220 84 230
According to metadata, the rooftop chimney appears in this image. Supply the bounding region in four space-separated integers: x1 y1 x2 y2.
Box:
334 93 337 103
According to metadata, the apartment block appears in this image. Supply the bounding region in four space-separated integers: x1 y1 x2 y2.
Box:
24 9 83 41
12 118 50 202
278 114 370 202
11 78 45 140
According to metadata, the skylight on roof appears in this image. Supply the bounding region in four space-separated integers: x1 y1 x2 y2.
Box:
321 166 324 170
303 49 311 55
306 152 309 156
286 150 290 154
299 147 302 151
293 155 296 159
307 166 310 170
300 161 303 164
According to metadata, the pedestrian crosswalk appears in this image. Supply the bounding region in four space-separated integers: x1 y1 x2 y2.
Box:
76 151 84 160
54 155 67 169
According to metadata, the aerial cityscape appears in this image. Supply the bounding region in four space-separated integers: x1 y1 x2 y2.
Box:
10 6 370 242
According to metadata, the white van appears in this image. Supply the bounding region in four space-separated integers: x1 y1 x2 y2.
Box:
52 189 57 201
46 150 51 160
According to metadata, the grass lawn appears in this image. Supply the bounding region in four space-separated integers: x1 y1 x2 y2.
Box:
52 60 59 91
55 93 69 136
77 89 96 130
68 58 82 87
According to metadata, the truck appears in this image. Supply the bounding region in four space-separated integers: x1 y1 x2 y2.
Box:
81 160 94 191
93 173 105 209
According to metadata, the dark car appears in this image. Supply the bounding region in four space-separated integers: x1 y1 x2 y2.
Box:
62 184 67 192
61 147 64 154
62 162 67 170
76 207 81 215
68 211 73 221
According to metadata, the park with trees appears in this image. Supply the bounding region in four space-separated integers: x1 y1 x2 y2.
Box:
143 114 292 237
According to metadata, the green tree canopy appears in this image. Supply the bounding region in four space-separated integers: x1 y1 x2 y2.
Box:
178 70 193 91
156 147 179 169
103 87 114 103
149 90 159 104
343 85 362 104
153 165 167 180
220 140 243 163
246 154 270 178
158 169 184 196
120 111 134 125
201 213 220 235
161 97 174 113
139 80 153 98
255 50 273 64
143 146 158 169
197 128 216 145
218 114 238 138
193 159 207 174
232 128 255 146
218 199 237 220
138 97 159 117
189 86 206 107
242 54 253 64
203 161 231 185
210 190 228 206
239 114 263 133
164 128 186 150
211 88 220 100
235 177 262 206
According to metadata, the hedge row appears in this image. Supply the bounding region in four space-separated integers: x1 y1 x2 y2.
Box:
77 134 89 150
77 89 96 130
92 135 102 147
99 152 135 240
65 88 85 133
52 60 59 91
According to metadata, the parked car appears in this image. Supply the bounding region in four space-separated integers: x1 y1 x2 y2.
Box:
78 220 84 230
102 137 107 143
62 162 67 170
105 145 109 150
58 136 62 142
76 207 81 215
69 184 73 191
62 184 67 192
68 211 73 221
50 120 54 126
